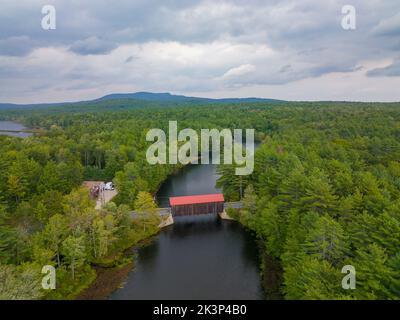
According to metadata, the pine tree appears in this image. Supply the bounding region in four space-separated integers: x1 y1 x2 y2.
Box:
284 256 343 300
304 215 348 265
301 170 338 215
387 253 400 298
354 244 396 299
254 202 287 258
242 184 257 214
278 166 305 210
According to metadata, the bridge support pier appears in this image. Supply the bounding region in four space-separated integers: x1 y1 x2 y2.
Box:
158 213 174 228
218 210 235 221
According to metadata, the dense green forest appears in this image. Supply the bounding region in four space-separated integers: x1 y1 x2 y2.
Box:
1 101 399 299
219 103 400 299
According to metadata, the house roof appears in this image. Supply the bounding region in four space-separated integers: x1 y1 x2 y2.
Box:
169 194 225 206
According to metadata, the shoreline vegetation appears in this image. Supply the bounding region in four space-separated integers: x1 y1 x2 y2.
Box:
225 208 284 299
76 236 157 300
43 203 161 300
39 196 161 300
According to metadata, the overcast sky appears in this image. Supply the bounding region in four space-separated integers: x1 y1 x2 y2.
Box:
0 0 399 103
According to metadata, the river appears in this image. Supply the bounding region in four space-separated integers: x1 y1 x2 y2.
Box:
110 164 264 300
0 121 31 137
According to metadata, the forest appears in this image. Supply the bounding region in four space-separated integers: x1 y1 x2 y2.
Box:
0 100 399 299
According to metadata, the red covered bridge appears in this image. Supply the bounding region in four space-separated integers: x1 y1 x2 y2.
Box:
169 194 225 217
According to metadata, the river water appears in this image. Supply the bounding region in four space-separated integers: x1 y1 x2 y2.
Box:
110 164 264 300
0 121 31 137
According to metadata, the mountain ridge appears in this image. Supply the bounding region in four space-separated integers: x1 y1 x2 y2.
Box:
0 92 284 110
96 91 282 103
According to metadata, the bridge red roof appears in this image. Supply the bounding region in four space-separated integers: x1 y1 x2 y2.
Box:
169 194 224 206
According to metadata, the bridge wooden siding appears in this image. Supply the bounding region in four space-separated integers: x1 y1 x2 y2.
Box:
169 194 224 217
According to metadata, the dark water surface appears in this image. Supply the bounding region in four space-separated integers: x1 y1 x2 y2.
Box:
110 164 264 300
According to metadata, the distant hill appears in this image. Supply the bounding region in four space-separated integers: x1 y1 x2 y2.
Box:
98 92 197 102
97 92 283 104
0 103 18 110
0 92 284 111
0 102 67 111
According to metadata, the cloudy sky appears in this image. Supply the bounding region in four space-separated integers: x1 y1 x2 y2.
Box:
0 0 399 103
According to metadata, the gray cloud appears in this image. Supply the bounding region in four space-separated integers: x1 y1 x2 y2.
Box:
0 0 399 102
279 65 292 73
372 12 400 36
69 37 118 55
125 55 136 63
0 36 36 56
367 59 400 77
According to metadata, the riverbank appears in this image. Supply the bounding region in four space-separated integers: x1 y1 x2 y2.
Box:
75 165 188 300
258 243 284 300
226 207 284 299
76 263 134 300
75 234 158 300
76 236 156 300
